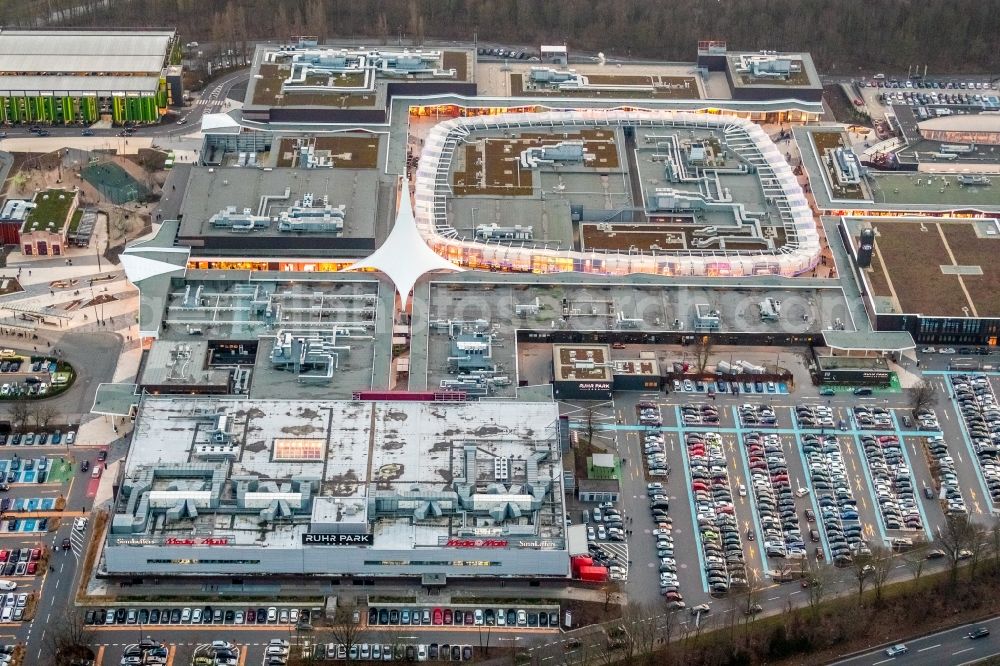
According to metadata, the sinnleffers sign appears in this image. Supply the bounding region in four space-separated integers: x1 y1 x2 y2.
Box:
302 533 373 546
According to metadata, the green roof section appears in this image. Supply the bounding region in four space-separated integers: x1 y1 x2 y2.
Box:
22 188 76 233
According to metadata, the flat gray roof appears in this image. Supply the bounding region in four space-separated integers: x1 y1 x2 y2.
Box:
0 30 173 76
0 75 163 95
140 339 230 388
177 167 379 239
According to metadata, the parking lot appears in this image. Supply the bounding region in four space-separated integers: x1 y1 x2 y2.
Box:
577 357 1000 613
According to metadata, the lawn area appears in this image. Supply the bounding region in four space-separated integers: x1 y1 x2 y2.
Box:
873 221 970 316
23 190 74 233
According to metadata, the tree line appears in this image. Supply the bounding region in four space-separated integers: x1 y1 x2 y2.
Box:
1 0 999 75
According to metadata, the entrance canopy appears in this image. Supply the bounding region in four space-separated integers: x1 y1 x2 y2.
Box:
348 179 461 306
821 330 915 353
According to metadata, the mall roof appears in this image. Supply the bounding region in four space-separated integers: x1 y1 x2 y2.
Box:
919 113 1000 134
0 30 174 75
821 330 915 352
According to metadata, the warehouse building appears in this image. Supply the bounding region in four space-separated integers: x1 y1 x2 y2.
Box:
0 29 179 125
102 397 568 581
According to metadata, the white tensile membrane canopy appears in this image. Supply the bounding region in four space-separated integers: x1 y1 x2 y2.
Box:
348 179 461 306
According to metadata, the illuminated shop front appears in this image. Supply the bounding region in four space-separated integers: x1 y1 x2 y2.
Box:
412 108 822 279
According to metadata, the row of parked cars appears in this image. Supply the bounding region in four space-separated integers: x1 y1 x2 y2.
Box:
119 638 169 666
901 408 940 431
744 432 806 560
0 379 51 398
674 379 779 395
925 435 968 515
685 431 747 597
0 591 28 622
0 430 74 446
881 90 997 108
643 428 669 477
320 642 474 662
0 548 41 577
680 402 720 426
795 404 835 430
646 482 682 607
854 405 893 430
865 79 997 90
803 434 868 566
586 502 625 543
367 606 557 628
86 606 311 625
738 404 777 428
858 433 922 532
950 374 1000 503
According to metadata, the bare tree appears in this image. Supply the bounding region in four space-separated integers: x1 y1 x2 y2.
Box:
43 609 96 666
32 404 57 430
658 608 679 663
903 546 928 581
585 404 597 447
851 551 873 598
740 579 763 637
910 379 937 413
327 601 367 660
938 513 976 583
8 399 31 433
966 520 989 579
868 546 894 602
802 558 834 615
694 335 713 374
601 581 621 611
991 519 1000 567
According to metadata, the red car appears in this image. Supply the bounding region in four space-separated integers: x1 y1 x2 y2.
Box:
26 562 36 575
433 608 443 625
0 550 7 563
29 549 40 562
443 608 453 624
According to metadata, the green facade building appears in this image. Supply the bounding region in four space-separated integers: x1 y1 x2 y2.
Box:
0 30 178 125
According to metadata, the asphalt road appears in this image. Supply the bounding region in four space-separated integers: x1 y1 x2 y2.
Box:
0 333 122 423
831 615 1000 666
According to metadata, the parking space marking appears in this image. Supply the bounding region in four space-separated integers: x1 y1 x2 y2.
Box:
729 409 774 577
847 431 891 545
674 406 710 594
893 426 934 541
792 433 833 563
940 375 999 514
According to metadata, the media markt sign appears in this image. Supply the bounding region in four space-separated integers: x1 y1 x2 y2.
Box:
302 533 373 546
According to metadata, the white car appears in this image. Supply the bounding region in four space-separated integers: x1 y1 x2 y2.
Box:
74 516 88 531
597 525 607 540
586 526 595 541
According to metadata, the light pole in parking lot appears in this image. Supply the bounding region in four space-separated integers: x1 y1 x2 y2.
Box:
478 625 493 656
